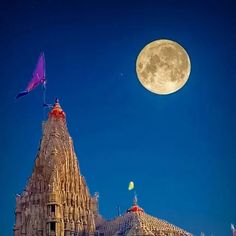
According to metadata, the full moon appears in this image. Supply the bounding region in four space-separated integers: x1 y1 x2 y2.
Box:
136 39 191 95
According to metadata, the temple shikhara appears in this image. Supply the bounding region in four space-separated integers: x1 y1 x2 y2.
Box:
14 99 192 236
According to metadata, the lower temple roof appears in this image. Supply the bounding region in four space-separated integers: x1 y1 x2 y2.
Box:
96 203 192 236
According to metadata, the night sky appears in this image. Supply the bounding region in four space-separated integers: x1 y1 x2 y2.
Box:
0 1 236 235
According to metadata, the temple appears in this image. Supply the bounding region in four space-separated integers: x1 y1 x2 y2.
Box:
14 99 192 236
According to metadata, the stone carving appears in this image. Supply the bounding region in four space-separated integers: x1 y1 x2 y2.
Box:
14 100 97 236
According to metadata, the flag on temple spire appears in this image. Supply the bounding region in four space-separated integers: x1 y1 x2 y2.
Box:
16 52 46 99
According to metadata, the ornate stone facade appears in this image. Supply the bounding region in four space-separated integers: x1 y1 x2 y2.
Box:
14 100 98 236
14 99 192 236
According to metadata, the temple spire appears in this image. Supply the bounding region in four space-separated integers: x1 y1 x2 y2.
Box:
127 191 144 213
49 98 66 119
14 98 97 236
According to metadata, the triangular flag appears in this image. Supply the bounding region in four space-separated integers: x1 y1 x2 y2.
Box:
16 52 46 99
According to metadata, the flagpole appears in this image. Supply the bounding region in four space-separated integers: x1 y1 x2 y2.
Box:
42 52 46 121
43 82 46 120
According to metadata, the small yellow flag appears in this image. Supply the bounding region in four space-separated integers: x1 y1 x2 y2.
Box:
128 181 134 191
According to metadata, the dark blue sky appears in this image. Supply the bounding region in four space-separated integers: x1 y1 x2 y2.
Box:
0 0 236 235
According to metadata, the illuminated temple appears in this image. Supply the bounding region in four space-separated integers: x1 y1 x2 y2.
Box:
14 100 192 236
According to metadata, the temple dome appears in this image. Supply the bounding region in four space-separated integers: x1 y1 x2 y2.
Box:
96 198 192 236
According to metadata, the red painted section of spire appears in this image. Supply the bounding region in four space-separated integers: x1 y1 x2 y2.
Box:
49 99 66 119
127 204 144 213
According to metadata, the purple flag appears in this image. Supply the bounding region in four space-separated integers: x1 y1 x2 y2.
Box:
16 53 46 99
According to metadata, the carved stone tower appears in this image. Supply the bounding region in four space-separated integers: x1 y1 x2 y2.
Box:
14 99 98 236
